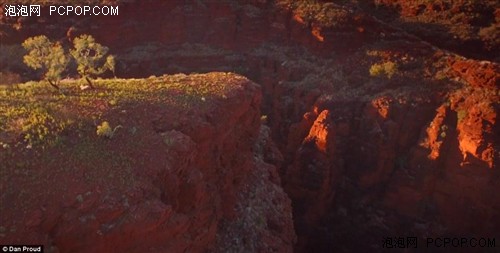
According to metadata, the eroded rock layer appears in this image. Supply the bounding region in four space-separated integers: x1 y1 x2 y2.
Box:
1 0 499 252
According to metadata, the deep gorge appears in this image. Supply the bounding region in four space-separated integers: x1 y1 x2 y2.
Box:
1 0 498 252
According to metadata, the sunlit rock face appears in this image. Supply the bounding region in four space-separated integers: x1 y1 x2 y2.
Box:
1 0 498 252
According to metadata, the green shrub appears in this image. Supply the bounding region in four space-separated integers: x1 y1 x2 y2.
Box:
14 106 70 147
70 34 115 88
96 121 121 139
22 35 69 89
457 110 468 123
439 124 448 138
369 61 398 79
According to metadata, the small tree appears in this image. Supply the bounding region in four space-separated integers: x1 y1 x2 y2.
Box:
70 34 115 88
22 35 69 89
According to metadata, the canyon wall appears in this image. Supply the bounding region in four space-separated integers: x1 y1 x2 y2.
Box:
1 0 498 251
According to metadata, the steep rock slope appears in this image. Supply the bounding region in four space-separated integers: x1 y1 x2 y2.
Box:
1 0 499 252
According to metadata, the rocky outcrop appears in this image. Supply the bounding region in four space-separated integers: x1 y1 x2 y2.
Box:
0 73 296 252
366 0 500 60
282 71 498 249
450 58 499 88
283 110 343 250
1 0 499 251
385 81 499 235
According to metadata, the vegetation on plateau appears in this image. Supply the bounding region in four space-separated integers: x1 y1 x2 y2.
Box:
369 61 399 79
71 34 115 88
0 73 240 150
96 121 122 139
20 34 115 90
22 35 69 89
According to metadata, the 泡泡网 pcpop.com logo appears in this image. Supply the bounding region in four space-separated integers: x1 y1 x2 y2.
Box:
3 4 118 17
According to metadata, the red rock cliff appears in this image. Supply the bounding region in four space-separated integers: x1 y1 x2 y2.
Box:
1 0 499 252
0 73 296 252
